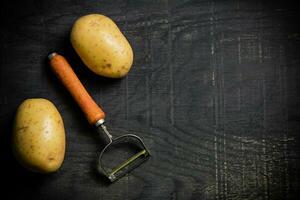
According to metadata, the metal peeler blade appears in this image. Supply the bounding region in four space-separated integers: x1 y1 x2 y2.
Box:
96 122 151 182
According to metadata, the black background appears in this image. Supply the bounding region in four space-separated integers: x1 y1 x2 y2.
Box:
1 0 300 199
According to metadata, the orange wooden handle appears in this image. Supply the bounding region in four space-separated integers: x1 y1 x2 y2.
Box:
49 53 105 125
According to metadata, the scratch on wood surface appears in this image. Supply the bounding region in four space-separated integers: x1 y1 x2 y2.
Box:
283 134 290 198
214 136 219 200
210 7 217 126
212 71 216 86
279 44 290 198
255 155 259 189
262 139 270 200
258 34 263 63
241 142 246 192
261 74 270 200
237 0 242 113
210 3 221 199
238 36 241 64
219 32 228 199
238 72 242 111
167 1 174 126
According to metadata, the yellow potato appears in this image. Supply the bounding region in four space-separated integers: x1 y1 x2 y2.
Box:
70 14 133 78
12 98 65 173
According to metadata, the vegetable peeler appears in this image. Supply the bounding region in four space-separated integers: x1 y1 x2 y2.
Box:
48 52 150 182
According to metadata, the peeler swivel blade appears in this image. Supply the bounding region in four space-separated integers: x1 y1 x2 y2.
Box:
96 121 150 182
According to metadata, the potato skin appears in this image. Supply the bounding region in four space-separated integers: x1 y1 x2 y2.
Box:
70 14 133 78
12 99 65 173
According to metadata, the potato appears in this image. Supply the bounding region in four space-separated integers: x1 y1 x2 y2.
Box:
12 99 65 173
70 14 133 78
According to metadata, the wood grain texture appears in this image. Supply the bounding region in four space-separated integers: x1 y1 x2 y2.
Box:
0 0 300 199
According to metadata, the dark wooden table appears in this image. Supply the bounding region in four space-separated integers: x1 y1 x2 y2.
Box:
1 0 299 199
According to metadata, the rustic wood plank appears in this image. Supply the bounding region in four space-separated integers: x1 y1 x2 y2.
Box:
0 0 299 199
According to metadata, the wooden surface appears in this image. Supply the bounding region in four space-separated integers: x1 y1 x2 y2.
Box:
1 0 300 199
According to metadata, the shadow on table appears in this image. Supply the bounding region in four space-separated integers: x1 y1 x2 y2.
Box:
0 112 48 199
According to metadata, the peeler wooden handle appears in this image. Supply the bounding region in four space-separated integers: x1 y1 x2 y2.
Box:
48 52 105 125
